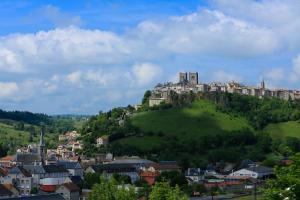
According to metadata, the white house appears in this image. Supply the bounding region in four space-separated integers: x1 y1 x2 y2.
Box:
96 136 109 147
230 166 273 179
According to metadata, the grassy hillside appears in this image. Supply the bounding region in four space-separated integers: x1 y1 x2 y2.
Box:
264 121 300 139
0 121 58 155
120 100 252 149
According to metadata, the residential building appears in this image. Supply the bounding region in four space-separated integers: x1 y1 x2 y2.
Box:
85 163 139 183
57 161 83 177
7 166 33 196
96 136 109 147
55 182 80 200
230 166 273 179
185 168 204 183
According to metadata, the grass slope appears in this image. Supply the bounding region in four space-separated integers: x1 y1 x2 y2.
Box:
264 121 300 139
120 100 252 149
0 122 58 154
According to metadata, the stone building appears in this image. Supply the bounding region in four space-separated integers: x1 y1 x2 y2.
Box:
188 72 198 85
179 72 188 83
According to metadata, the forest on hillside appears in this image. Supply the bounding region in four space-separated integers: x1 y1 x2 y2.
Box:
80 91 300 169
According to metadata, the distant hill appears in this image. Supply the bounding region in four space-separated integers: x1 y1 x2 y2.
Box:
120 100 252 150
0 109 50 125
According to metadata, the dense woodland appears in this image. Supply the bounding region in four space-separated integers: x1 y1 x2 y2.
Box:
0 109 50 125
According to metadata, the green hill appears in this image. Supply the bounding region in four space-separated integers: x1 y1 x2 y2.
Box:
264 121 300 139
0 121 59 155
119 100 253 150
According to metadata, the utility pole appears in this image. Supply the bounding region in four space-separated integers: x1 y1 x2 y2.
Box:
252 180 257 200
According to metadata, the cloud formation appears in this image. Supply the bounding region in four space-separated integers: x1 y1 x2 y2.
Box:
1 0 300 113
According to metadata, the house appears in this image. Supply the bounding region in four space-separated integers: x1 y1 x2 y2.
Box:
95 153 113 164
57 161 83 177
0 156 14 167
85 164 139 183
7 166 33 196
139 171 160 185
110 156 153 168
69 176 83 187
142 161 180 173
0 184 13 198
13 153 41 166
230 166 273 179
23 165 46 186
55 182 80 200
185 168 205 183
71 142 82 152
43 165 69 178
1 183 19 197
80 189 92 200
59 134 67 141
96 136 109 147
238 159 257 170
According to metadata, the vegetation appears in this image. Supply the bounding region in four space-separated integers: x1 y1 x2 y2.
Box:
0 109 50 125
88 177 137 200
0 111 86 156
110 100 272 167
264 121 300 139
209 92 300 129
149 182 188 200
262 153 300 199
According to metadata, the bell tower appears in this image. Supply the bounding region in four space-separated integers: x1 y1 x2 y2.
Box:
261 79 265 90
38 125 46 165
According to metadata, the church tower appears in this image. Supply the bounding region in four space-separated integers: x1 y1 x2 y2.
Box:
261 79 265 90
38 125 46 165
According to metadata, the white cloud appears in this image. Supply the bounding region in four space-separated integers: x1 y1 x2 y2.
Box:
0 82 19 98
212 0 300 50
132 63 162 86
2 1 300 113
293 55 300 75
264 68 285 82
0 48 23 72
66 71 82 84
213 70 242 82
289 54 300 83
0 6 287 74
153 10 278 57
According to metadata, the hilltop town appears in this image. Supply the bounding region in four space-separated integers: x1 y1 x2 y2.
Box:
149 72 300 107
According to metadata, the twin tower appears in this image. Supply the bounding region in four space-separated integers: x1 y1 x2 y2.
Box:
179 72 198 85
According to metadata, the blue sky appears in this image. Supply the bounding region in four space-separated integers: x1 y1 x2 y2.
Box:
1 0 300 114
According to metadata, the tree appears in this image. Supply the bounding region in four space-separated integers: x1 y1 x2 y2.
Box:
142 90 152 105
88 177 137 200
149 182 188 200
263 153 300 199
30 187 38 194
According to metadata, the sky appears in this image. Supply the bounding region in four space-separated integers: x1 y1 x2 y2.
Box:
1 0 300 114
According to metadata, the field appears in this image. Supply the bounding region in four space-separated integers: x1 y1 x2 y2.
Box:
131 100 252 138
119 100 252 149
264 121 300 139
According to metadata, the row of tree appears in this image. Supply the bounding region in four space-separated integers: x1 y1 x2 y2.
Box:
88 176 188 200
